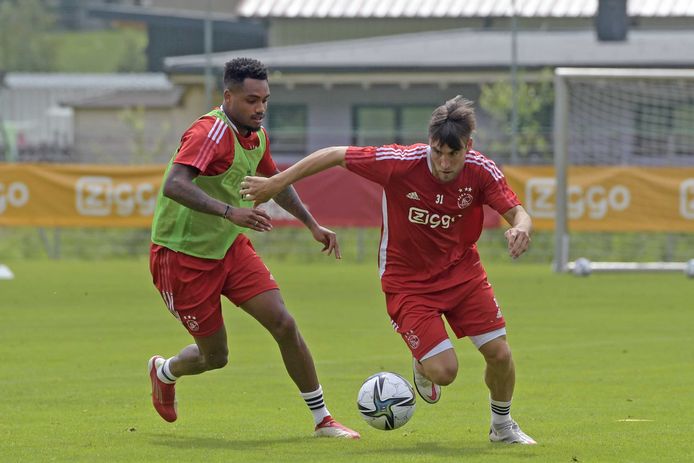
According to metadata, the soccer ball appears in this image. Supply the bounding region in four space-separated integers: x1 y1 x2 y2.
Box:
573 257 592 276
356 372 416 430
685 259 694 278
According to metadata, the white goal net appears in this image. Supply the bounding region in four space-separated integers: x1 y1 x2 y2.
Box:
552 68 694 275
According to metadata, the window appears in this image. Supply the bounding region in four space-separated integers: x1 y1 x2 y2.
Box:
266 105 307 155
353 105 431 146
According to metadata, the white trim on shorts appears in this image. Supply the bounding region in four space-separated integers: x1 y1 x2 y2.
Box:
468 327 507 349
420 339 454 361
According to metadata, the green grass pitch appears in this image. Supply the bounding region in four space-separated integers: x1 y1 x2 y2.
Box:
1 258 692 462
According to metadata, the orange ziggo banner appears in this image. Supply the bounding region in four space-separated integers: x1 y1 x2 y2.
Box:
0 163 392 228
503 166 694 232
0 164 164 227
8 164 689 231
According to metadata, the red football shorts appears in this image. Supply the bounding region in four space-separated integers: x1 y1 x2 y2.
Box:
149 234 279 337
385 273 506 360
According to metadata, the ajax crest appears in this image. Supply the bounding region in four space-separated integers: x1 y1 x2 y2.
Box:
182 315 200 332
457 187 473 209
405 330 420 349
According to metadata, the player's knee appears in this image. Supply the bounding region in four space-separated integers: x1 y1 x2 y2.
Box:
484 343 513 367
426 364 458 386
203 350 228 370
269 312 298 341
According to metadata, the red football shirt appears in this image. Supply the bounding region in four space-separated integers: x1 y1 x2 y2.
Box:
174 110 278 176
345 143 520 294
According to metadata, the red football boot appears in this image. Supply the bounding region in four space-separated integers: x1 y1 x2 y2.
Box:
148 355 177 422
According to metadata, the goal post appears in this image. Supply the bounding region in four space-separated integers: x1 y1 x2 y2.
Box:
552 67 694 275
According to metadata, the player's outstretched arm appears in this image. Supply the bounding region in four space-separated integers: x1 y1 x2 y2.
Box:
271 184 342 259
502 205 533 259
238 146 348 258
240 146 348 205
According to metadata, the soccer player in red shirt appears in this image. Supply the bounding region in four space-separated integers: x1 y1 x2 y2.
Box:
240 96 536 444
147 57 359 439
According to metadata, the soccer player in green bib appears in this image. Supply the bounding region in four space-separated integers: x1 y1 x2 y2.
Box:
147 57 359 439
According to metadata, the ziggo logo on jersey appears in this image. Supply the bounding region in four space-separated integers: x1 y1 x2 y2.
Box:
76 176 156 216
408 207 453 229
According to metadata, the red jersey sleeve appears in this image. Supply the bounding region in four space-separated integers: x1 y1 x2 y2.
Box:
346 144 432 185
256 127 278 176
345 146 393 185
174 116 229 173
474 154 521 214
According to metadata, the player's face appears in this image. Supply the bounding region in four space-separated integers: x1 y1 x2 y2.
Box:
429 139 471 182
223 78 270 134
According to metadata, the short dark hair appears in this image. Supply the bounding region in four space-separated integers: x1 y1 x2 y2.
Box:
223 57 268 90
428 96 476 151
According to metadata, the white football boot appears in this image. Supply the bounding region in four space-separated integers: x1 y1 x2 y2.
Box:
314 416 360 439
489 420 537 445
412 357 441 404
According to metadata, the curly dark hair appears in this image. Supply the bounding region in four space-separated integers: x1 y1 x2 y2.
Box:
223 57 268 90
428 96 476 151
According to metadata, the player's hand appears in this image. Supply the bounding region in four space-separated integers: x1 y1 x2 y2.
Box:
226 206 273 232
310 224 341 259
504 226 531 259
240 176 283 207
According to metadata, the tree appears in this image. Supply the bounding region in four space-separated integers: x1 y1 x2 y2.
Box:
118 105 172 164
478 68 554 163
0 0 57 71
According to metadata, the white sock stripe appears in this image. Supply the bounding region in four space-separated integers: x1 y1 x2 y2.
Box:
300 385 331 425
161 358 177 382
491 398 512 416
299 385 324 400
305 396 324 405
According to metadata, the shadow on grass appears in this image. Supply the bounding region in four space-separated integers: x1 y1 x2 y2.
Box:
350 441 539 459
145 432 309 450
145 432 538 459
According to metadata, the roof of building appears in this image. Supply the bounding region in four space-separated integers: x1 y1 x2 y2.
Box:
87 3 242 23
2 73 173 91
165 29 694 76
237 0 694 18
60 87 184 109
